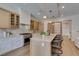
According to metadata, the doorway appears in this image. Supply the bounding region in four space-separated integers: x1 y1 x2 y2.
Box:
62 20 72 39
47 21 62 35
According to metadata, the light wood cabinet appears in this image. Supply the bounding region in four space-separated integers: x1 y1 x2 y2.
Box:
30 20 34 30
39 22 44 32
30 19 44 33
0 8 19 29
30 20 39 32
10 13 19 29
48 23 54 34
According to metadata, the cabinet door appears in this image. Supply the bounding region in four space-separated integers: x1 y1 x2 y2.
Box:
12 37 24 50
48 23 54 34
15 15 19 28
30 20 34 30
10 13 15 28
30 39 51 56
0 9 10 28
0 39 12 55
10 13 20 29
39 22 44 32
15 39 24 48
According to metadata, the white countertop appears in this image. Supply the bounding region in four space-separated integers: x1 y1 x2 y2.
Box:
31 33 57 42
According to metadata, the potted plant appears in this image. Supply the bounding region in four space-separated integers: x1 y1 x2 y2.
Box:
40 32 48 39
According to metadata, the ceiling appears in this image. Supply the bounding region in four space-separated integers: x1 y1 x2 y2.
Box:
3 3 79 20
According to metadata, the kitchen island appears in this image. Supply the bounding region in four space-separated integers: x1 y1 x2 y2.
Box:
30 34 57 56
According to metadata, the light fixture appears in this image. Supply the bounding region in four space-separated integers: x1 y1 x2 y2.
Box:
49 10 53 19
61 14 63 16
48 21 52 23
43 16 47 19
57 3 64 18
62 6 64 9
37 12 40 15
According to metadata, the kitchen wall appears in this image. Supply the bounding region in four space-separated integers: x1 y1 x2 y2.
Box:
0 4 31 35
43 20 61 34
62 20 72 39
42 15 79 42
59 14 79 41
18 8 31 33
0 3 79 42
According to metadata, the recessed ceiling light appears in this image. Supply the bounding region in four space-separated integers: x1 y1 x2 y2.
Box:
61 14 63 16
62 6 64 9
37 12 40 15
43 16 47 19
49 21 52 23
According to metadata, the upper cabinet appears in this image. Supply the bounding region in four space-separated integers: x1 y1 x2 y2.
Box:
30 16 44 33
30 20 39 31
48 23 54 34
0 8 19 29
10 13 19 28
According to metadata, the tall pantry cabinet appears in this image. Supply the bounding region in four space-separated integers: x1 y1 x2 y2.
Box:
0 8 19 29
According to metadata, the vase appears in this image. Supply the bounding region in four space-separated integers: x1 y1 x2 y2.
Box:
42 35 45 40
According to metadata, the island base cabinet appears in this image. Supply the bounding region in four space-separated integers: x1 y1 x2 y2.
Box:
30 39 51 56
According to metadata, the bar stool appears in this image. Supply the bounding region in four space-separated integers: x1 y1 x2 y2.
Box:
51 40 63 56
51 35 63 56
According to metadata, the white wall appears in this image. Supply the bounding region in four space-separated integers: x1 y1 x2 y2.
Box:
0 3 19 14
54 23 61 34
43 20 48 32
43 20 52 32
19 8 30 24
18 8 31 32
62 20 71 38
60 15 79 41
